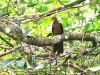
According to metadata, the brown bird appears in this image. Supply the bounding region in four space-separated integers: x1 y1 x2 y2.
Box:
52 17 63 55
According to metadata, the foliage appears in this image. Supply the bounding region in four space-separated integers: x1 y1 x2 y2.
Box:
0 0 100 75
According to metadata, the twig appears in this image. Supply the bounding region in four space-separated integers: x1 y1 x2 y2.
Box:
0 45 8 49
0 45 20 57
57 0 65 6
55 54 71 68
0 36 14 47
63 62 87 73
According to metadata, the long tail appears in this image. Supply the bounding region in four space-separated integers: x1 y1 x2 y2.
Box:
53 42 63 55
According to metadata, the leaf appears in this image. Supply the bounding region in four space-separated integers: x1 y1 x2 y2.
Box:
11 25 23 33
85 23 91 30
88 66 100 71
27 2 37 7
1 59 14 68
12 16 25 21
19 6 26 15
77 16 85 20
94 35 100 42
0 12 10 18
84 23 93 32
16 58 26 68
27 55 35 66
96 11 100 20
34 64 44 70
24 29 33 36
1 6 8 12
46 32 52 37
37 5 48 12
44 0 52 4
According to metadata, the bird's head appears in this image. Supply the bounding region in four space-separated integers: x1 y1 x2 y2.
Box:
52 17 57 21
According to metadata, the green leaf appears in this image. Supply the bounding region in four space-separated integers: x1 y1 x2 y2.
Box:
24 29 33 36
1 6 8 12
27 2 37 7
46 32 52 37
89 4 95 9
11 25 23 33
66 18 74 24
27 55 35 66
88 66 100 72
34 64 44 70
19 6 26 15
0 12 10 18
77 16 85 20
84 23 94 32
11 16 25 21
44 0 52 4
16 58 26 68
85 23 90 30
1 59 14 68
37 5 48 12
96 10 100 19
58 0 70 4
94 35 100 42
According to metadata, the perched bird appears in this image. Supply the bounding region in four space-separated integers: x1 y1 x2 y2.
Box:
52 17 63 55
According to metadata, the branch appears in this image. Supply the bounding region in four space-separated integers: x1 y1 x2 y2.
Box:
24 32 97 47
55 47 98 69
0 36 14 47
11 0 85 22
0 23 98 47
57 0 65 6
0 44 29 57
64 62 87 73
0 46 20 57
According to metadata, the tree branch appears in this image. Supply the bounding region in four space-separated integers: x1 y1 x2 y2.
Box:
0 23 98 47
0 36 14 47
0 46 20 57
10 0 85 22
24 32 97 47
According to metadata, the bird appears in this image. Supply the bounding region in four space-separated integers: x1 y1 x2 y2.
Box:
52 17 63 55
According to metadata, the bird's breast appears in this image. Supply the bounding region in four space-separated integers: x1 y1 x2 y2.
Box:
53 26 62 35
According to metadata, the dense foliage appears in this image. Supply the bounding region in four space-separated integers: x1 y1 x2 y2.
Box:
0 0 100 75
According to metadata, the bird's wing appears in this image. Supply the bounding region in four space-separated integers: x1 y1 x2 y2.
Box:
52 26 54 35
59 23 63 33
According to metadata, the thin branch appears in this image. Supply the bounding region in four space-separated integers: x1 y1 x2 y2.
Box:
72 2 92 8
0 46 20 57
0 36 14 47
15 0 85 22
0 45 8 49
64 62 87 73
57 0 65 6
55 54 71 68
55 47 98 69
